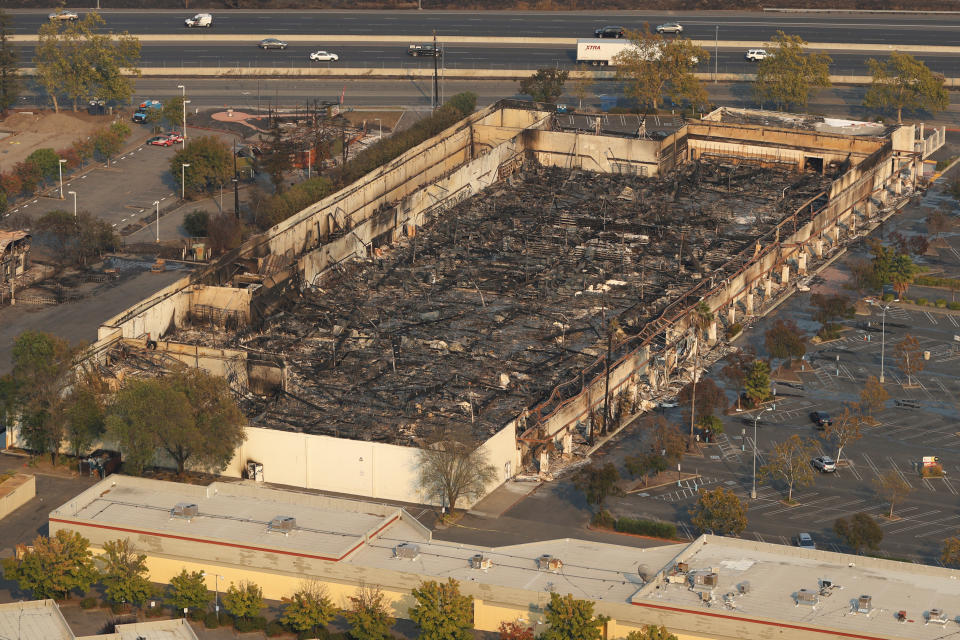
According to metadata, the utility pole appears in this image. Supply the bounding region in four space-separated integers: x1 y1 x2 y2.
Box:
233 139 240 219
714 25 718 83
433 30 440 110
602 324 613 443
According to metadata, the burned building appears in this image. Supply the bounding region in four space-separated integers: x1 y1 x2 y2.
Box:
48 102 941 506
0 230 31 287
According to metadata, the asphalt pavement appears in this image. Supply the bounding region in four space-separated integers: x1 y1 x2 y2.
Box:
7 9 960 47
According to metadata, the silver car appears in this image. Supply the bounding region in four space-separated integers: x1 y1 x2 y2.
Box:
258 38 288 50
656 22 683 34
811 456 836 473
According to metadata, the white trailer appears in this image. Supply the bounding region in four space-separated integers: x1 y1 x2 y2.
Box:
576 38 658 66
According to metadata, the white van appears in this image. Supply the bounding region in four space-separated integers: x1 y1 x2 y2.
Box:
185 13 212 28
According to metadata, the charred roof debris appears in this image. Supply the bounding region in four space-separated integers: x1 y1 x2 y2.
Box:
168 159 832 446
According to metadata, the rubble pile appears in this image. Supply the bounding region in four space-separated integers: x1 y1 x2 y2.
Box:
171 160 832 445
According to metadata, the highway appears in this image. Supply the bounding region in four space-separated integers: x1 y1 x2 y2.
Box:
7 9 960 46
14 42 960 77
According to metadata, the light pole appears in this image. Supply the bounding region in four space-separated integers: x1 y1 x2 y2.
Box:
177 84 188 146
58 158 67 199
714 25 718 83
375 118 382 141
751 407 773 499
67 190 77 217
181 163 190 199
875 302 890 382
153 200 160 242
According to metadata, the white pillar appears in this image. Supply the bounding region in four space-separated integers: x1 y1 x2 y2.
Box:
727 306 736 326
781 265 790 285
707 320 717 344
798 253 807 275
745 292 754 314
764 278 772 298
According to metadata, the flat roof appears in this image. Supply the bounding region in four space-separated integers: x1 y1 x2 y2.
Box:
633 535 960 640
52 476 405 562
0 600 74 640
116 619 199 640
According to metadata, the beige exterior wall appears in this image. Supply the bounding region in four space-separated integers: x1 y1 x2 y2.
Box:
0 473 35 520
527 129 662 175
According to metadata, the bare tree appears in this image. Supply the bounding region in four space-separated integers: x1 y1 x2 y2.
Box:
418 427 497 514
823 405 863 465
760 435 817 503
858 376 889 422
876 470 912 519
894 334 924 386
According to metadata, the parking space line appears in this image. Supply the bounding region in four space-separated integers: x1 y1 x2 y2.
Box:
861 453 883 479
887 513 957 535
887 456 914 488
805 498 874 523
944 477 959 496
924 311 939 325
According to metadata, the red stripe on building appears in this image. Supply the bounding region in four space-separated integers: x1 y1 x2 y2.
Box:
631 600 895 640
50 514 399 563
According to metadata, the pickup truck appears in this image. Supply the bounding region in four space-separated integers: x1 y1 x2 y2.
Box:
408 43 442 57
132 100 162 123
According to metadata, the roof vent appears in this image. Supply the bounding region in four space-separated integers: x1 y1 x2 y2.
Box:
470 554 493 570
537 554 563 571
267 516 296 535
926 608 948 625
692 571 719 589
737 581 750 595
394 543 420 560
796 589 819 608
856 594 872 615
170 503 199 520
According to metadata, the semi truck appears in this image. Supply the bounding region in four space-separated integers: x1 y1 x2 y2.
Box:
575 38 697 66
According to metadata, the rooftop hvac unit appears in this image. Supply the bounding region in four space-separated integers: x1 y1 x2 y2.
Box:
796 589 819 607
170 503 199 520
537 554 563 571
676 562 689 573
856 595 872 614
693 572 719 588
267 516 296 535
470 554 493 570
737 581 750 595
926 608 948 625
394 543 420 560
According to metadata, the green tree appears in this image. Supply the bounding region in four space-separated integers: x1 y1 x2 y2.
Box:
35 12 141 112
105 378 189 475
408 579 473 640
447 91 477 116
183 210 209 237
690 487 748 536
11 330 77 462
92 127 125 166
573 462 622 507
760 434 817 503
539 592 608 640
624 452 669 486
222 580 264 622
171 136 233 197
764 318 806 366
863 51 948 123
345 582 394 640
166 569 211 614
0 10 19 115
875 469 912 518
160 95 187 130
869 241 896 293
1 530 99 599
165 368 247 475
417 426 497 513
889 253 921 299
743 360 771 407
833 513 883 553
100 538 151 605
281 580 336 637
625 626 679 640
26 148 60 183
810 293 855 340
859 375 889 419
64 386 105 458
519 67 569 104
753 31 831 111
615 25 708 110
941 534 960 567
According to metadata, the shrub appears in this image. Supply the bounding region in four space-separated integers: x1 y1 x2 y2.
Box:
949 302 960 310
204 611 220 628
915 275 960 291
182 210 209 237
613 516 677 539
881 293 894 302
936 299 947 308
144 604 166 618
234 616 268 632
591 510 615 529
726 322 742 339
188 608 205 622
265 620 287 637
80 597 97 609
916 297 928 306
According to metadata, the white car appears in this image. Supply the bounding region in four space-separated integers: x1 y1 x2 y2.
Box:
49 10 79 22
746 48 769 62
310 51 340 62
656 22 683 34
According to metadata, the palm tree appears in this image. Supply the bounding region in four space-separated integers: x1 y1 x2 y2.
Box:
688 300 714 449
889 253 920 299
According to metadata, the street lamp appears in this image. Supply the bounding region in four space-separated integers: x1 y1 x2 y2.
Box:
58 158 67 199
177 84 188 146
751 406 773 499
201 571 225 623
870 301 891 382
67 190 77 217
375 118 382 141
181 163 190 199
153 200 160 242
714 25 719 83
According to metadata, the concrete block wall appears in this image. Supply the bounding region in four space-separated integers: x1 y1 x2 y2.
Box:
0 473 35 520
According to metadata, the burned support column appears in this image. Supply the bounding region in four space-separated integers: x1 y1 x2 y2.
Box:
781 264 790 285
707 320 717 344
727 306 736 326
798 252 807 276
